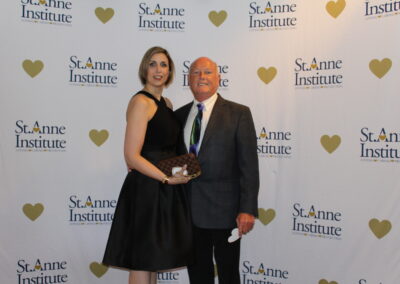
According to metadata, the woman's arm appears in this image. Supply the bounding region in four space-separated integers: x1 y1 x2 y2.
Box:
123 95 189 185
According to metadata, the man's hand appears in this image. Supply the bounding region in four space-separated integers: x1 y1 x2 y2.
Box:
236 213 255 236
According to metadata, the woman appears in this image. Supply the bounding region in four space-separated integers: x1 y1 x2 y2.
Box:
103 46 193 284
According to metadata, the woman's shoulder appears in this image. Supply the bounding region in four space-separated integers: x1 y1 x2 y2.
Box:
129 92 153 105
163 97 173 110
126 92 154 115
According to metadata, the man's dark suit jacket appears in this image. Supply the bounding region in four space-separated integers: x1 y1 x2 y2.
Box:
175 94 259 229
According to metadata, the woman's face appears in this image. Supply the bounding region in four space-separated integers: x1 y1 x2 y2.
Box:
146 53 170 88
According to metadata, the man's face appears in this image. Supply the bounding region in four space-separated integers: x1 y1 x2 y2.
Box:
189 58 220 101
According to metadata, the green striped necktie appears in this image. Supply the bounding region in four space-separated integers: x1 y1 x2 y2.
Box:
189 103 204 156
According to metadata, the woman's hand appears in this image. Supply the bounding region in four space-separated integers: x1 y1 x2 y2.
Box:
167 175 191 185
165 165 191 185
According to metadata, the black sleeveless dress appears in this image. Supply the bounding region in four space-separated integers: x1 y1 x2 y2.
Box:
102 91 193 271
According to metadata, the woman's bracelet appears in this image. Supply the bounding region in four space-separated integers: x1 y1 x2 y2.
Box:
161 175 170 184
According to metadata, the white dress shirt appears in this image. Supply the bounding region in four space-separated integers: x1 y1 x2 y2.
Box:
184 93 218 153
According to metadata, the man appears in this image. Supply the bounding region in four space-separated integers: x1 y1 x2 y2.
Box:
175 57 259 284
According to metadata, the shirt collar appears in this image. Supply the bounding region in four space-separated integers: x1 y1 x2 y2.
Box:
193 93 218 111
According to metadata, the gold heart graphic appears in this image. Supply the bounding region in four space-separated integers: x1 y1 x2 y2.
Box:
257 67 277 84
319 280 338 284
39 0 46 4
33 127 40 133
258 208 276 226
311 64 317 69
89 262 108 278
369 58 392 79
154 9 161 14
369 218 391 239
379 135 386 141
326 0 346 18
22 203 44 221
320 135 341 154
208 10 227 27
22 60 44 78
95 7 114 24
265 8 272 12
89 129 109 147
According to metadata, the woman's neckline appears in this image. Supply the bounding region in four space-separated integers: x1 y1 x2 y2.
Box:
142 88 162 101
139 90 163 102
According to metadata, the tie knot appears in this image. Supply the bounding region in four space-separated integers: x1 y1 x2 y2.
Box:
197 103 204 111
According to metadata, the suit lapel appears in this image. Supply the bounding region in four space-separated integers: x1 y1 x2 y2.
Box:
180 102 193 154
198 94 225 157
180 102 193 128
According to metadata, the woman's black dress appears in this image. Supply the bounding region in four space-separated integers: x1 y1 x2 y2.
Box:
102 91 193 271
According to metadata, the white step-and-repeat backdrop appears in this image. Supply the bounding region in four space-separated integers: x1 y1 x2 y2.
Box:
1 0 399 283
